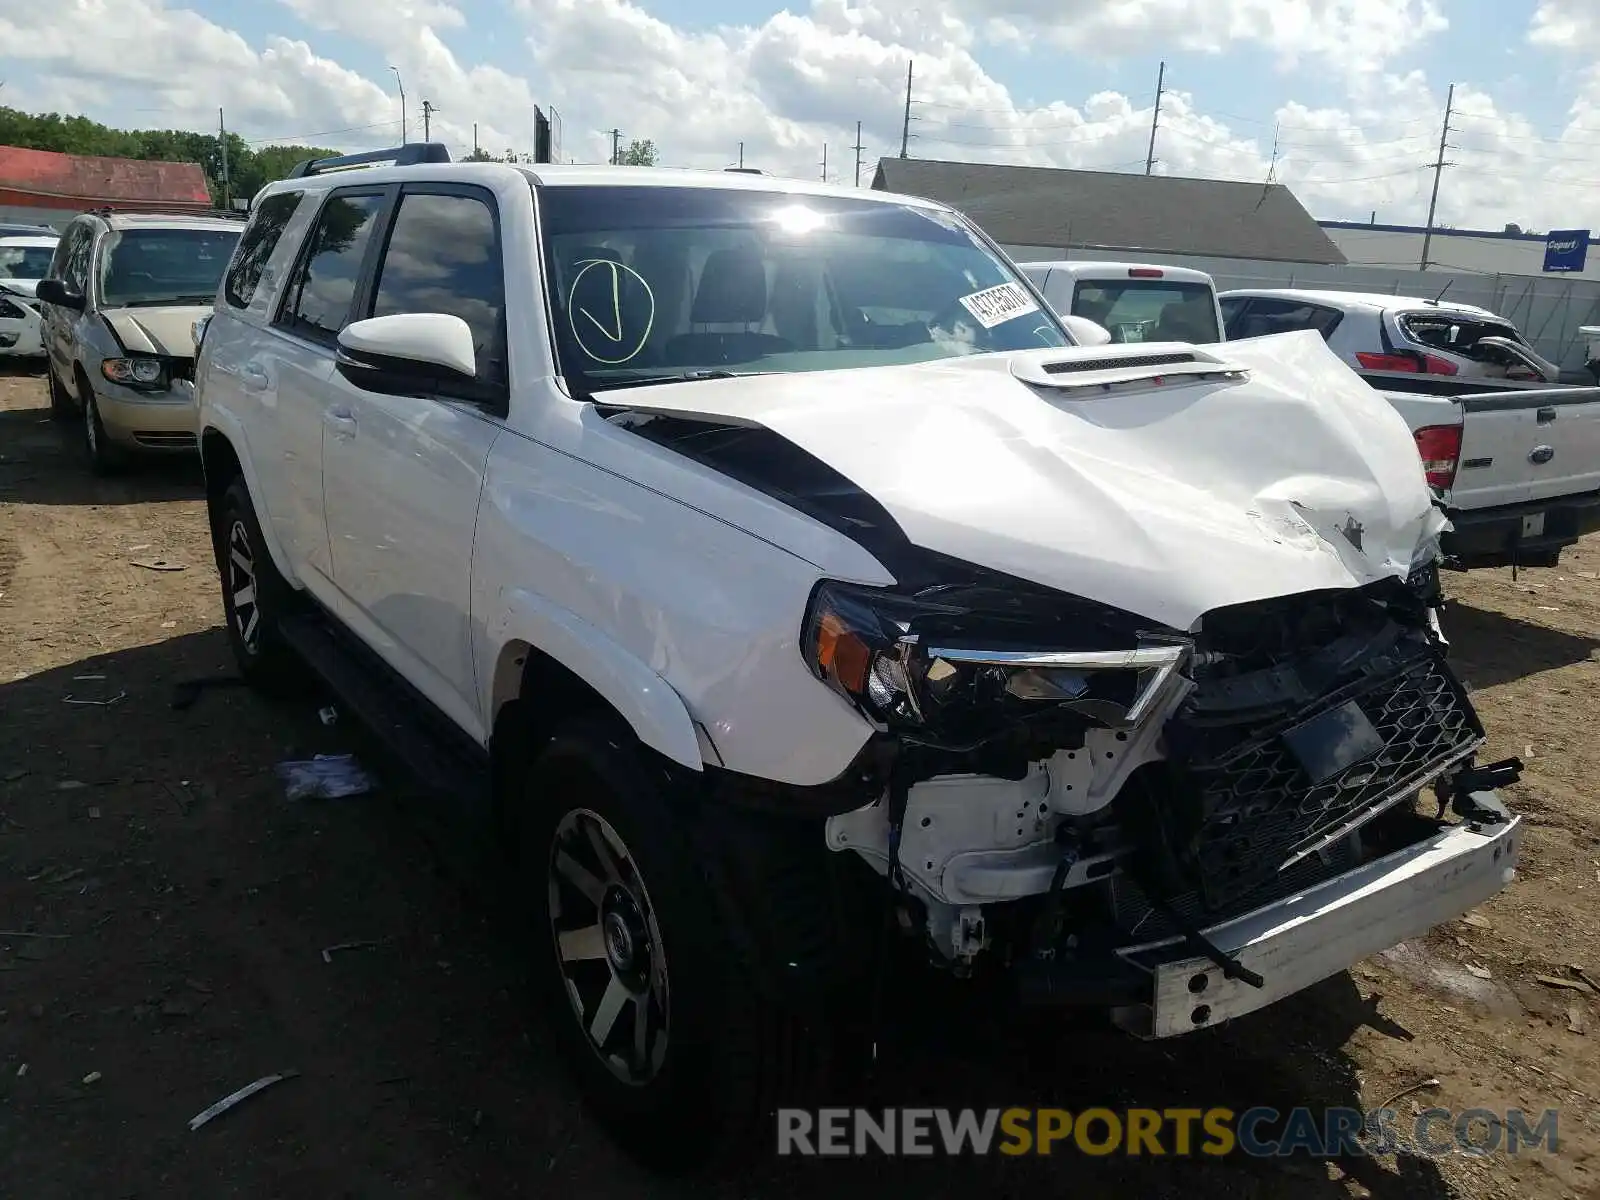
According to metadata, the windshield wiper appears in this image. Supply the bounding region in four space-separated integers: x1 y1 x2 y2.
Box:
118 294 216 308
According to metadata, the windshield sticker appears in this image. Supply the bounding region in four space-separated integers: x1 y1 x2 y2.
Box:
569 258 656 365
957 281 1039 329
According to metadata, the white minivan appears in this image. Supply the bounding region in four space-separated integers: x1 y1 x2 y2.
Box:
1018 260 1224 345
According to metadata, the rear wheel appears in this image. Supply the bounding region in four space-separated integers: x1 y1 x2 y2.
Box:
213 476 305 694
519 719 811 1172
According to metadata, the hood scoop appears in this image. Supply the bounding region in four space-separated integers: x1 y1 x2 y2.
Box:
1010 342 1248 393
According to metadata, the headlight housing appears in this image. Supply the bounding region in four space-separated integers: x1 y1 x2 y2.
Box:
800 579 1189 746
101 356 168 389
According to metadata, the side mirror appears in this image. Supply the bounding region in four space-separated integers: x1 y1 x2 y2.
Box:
36 278 85 310
335 313 478 390
1060 314 1112 347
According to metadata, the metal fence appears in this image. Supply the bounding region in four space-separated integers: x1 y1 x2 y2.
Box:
1001 243 1600 375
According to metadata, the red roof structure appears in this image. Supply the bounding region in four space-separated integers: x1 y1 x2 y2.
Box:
0 145 213 215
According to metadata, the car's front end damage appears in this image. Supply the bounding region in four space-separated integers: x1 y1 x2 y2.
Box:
603 330 1523 1034
802 560 1519 1033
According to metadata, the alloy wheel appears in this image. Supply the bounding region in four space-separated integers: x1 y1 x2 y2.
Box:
547 807 670 1085
226 519 261 653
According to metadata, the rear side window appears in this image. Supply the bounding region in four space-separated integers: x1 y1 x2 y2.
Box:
1228 298 1344 342
277 191 387 345
225 192 303 309
368 189 506 387
1398 313 1519 361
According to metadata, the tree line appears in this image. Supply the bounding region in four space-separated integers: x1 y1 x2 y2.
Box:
0 106 340 206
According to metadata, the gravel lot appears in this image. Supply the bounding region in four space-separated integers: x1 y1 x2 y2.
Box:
1 364 1597 1198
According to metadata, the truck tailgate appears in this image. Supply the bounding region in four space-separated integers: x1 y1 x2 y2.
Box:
1452 387 1600 511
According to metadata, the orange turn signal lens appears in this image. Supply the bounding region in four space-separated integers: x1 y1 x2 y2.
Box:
815 611 873 694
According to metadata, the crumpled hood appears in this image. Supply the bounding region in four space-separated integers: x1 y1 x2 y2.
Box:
100 305 211 357
611 330 1446 631
0 279 41 300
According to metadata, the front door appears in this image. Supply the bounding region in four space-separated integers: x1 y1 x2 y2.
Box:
321 185 510 741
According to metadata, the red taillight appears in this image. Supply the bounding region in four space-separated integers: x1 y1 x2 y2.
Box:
1356 351 1420 372
1414 424 1462 490
1128 267 1164 278
1355 350 1458 375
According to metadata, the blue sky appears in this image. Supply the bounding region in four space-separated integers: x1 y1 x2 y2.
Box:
6 0 1600 230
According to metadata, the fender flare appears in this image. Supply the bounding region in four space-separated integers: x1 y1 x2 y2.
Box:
492 587 704 772
198 414 302 590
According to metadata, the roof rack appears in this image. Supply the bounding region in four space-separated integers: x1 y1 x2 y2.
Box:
287 142 452 179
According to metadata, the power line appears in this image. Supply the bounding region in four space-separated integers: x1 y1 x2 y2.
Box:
242 118 402 147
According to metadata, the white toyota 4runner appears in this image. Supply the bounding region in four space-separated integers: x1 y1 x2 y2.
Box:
193 145 1523 1169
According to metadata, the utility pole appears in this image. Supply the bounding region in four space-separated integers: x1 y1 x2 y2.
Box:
899 60 914 158
217 107 230 211
1144 60 1165 176
738 141 744 168
1420 82 1456 272
473 122 479 157
422 99 438 142
853 120 864 186
820 143 828 182
390 66 406 142
609 129 622 165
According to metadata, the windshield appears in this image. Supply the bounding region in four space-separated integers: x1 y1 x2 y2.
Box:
97 227 240 308
0 245 57 279
1071 279 1220 344
537 186 1068 394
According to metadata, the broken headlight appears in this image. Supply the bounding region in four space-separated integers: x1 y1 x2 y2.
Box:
799 579 1190 744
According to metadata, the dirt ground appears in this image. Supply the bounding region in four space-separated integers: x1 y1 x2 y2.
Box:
1 363 1597 1199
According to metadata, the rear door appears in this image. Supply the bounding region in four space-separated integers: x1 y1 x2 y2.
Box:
40 222 90 380
262 185 395 591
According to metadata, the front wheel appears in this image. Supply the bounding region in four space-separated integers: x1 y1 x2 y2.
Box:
80 385 125 476
520 720 810 1172
47 366 75 421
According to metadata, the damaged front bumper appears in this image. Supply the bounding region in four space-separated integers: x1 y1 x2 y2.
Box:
1102 793 1519 1035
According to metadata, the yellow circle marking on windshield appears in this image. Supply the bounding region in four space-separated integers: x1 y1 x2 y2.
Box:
569 258 656 365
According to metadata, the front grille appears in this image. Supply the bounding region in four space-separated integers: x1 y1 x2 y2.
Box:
1153 647 1482 914
133 431 197 449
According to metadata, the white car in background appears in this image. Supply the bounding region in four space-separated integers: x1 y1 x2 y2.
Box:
1018 261 1224 344
1218 288 1561 384
0 234 58 359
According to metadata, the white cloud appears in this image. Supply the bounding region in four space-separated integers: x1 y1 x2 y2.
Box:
0 0 1594 238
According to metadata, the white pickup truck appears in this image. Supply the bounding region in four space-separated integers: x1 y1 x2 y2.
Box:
1027 266 1600 570
192 149 1523 1170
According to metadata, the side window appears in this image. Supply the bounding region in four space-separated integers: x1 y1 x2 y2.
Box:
1233 299 1344 342
368 189 507 387
276 191 387 346
55 225 93 293
225 191 303 310
1219 297 1249 339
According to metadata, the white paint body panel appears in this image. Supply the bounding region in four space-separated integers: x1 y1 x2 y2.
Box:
608 330 1443 633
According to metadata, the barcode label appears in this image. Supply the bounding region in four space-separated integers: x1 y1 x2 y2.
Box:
957 281 1040 329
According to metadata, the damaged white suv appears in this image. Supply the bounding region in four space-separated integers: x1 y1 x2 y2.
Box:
194 146 1523 1169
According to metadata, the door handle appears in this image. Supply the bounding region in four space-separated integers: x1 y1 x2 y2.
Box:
239 363 269 393
324 408 357 438
1536 405 1557 424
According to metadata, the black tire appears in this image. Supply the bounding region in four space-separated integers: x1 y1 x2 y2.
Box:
519 718 812 1173
212 475 304 694
78 372 125 476
47 365 75 421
